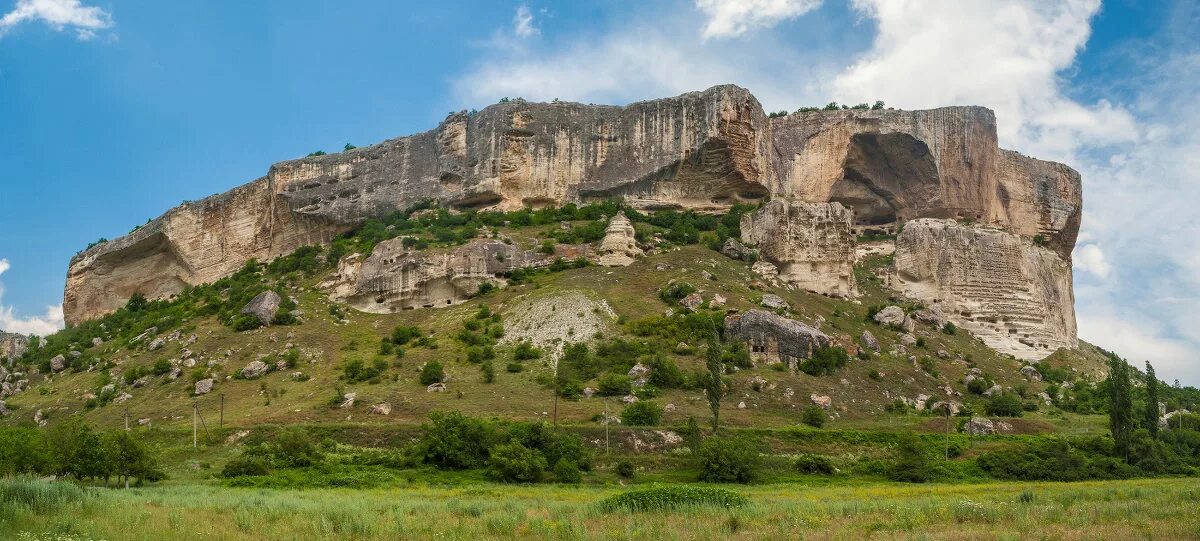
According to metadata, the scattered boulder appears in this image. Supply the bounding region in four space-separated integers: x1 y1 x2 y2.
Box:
168 367 182 380
628 363 651 379
50 355 65 372
0 400 8 417
720 238 748 259
982 384 1003 397
810 394 831 409
1020 365 1043 382
724 310 830 366
937 349 950 359
241 290 282 326
911 306 947 327
748 375 769 392
760 294 789 310
710 294 726 307
664 403 676 412
91 337 103 347
368 403 392 415
1037 392 1053 405
701 270 715 281
929 401 962 415
339 392 357 408
194 378 214 395
873 306 906 327
114 392 133 404
899 333 917 346
964 417 996 435
34 409 46 426
132 376 150 388
148 337 165 351
582 387 597 398
622 395 638 404
427 382 447 393
680 292 704 311
737 401 746 409
241 360 270 380
860 330 880 352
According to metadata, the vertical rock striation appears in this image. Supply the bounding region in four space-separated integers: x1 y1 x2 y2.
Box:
739 200 857 297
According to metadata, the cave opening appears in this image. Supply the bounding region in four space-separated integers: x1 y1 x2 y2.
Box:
829 132 940 226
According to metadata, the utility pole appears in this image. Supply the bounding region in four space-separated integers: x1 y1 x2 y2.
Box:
604 396 610 456
220 394 225 428
944 404 951 460
552 392 559 427
124 406 129 431
192 399 198 449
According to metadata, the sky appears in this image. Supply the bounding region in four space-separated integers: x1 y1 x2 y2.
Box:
0 0 1196 384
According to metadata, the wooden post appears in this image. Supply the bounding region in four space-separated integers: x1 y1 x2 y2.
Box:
944 405 951 460
124 406 129 431
220 394 225 427
604 396 610 456
192 400 197 449
552 392 559 427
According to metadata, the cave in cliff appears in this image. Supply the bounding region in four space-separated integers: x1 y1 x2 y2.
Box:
830 132 941 227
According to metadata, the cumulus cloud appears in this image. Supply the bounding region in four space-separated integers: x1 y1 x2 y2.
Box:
0 259 65 337
0 0 113 40
1073 244 1110 280
696 0 823 39
513 5 538 38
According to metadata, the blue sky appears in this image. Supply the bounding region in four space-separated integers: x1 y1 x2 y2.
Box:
0 0 1197 384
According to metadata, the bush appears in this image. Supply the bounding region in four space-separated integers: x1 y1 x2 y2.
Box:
977 438 1139 481
553 457 582 483
597 374 632 396
646 356 684 388
414 411 496 470
942 322 957 335
798 346 851 376
615 459 636 479
889 433 932 483
390 325 422 345
481 361 495 383
985 393 1024 417
513 340 542 360
658 282 697 304
487 442 546 483
341 357 389 384
273 427 322 467
697 436 763 483
597 486 748 513
505 362 524 373
621 401 664 426
794 454 836 475
419 361 445 385
802 406 828 428
967 377 993 395
231 314 263 332
221 456 271 478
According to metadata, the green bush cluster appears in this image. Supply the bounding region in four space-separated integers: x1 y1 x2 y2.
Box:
597 485 748 513
0 418 160 487
798 346 851 377
620 401 664 426
696 436 763 483
411 411 593 483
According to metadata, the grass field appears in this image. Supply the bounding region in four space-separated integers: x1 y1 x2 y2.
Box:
2 477 1198 540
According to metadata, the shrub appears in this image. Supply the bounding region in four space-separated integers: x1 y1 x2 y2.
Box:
419 361 445 385
414 411 496 470
794 454 836 475
942 322 957 335
505 362 524 373
646 356 684 388
151 358 173 376
513 340 541 360
889 433 932 483
658 282 696 304
0 477 89 513
977 438 1139 481
273 427 322 467
597 486 748 513
486 442 546 483
341 357 389 384
985 393 1024 417
615 460 636 479
390 325 422 345
231 314 263 332
798 346 851 376
967 377 992 395
222 456 271 478
598 374 632 396
697 436 763 483
553 457 582 483
621 401 664 426
802 406 828 428
481 361 495 383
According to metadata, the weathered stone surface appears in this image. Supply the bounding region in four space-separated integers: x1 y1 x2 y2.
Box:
724 309 830 367
1021 365 1044 382
810 394 831 408
324 238 543 313
740 199 857 297
964 417 997 435
1 332 29 362
241 291 281 326
680 292 703 311
760 294 789 310
64 86 1082 336
241 360 270 380
596 214 642 267
894 219 1076 360
720 238 748 260
194 378 214 395
49 355 65 372
860 330 880 352
427 382 447 393
873 306 906 327
339 392 357 408
368 403 392 415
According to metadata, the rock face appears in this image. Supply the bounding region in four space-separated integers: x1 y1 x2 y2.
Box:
596 214 643 266
324 238 543 313
1 332 28 363
63 84 1082 346
724 309 830 368
894 219 1076 360
740 200 857 297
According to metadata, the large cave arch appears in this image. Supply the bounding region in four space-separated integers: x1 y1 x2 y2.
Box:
829 133 941 226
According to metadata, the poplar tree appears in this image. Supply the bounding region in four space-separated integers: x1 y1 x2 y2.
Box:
1144 361 1160 438
1107 355 1135 460
702 340 724 432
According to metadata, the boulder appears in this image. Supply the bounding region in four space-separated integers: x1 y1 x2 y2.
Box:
241 360 270 380
1037 392 1053 405
148 337 165 351
194 378 214 395
760 294 789 310
597 214 643 267
724 310 830 366
710 294 726 307
680 292 704 311
628 363 651 379
899 333 917 346
911 306 948 328
49 355 65 372
1020 365 1043 381
368 403 392 415
873 306 907 328
241 291 281 326
0 400 8 416
339 392 357 408
91 337 103 347
748 375 769 392
720 238 748 260
622 395 639 404
427 382 447 393
582 387 597 398
964 417 996 435
132 376 150 388
810 394 831 409
982 384 1002 397
860 330 880 352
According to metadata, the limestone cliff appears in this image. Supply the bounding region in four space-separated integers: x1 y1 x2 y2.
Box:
64 83 1083 355
893 219 1076 360
1 332 28 363
739 200 857 298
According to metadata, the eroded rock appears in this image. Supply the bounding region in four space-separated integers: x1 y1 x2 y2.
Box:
597 214 643 267
725 310 830 367
740 199 857 297
241 291 281 326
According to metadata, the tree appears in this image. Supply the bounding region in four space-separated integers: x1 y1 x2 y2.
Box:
108 430 156 488
1144 361 1160 439
701 340 724 431
1107 355 1135 460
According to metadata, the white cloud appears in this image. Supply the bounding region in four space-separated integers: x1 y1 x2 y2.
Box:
0 0 113 40
0 258 65 337
513 5 538 38
1073 244 1109 280
696 0 823 39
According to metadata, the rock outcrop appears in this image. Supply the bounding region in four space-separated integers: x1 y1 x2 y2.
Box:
596 214 643 266
740 199 857 297
240 291 281 326
63 83 1083 356
724 309 830 368
324 238 544 313
0 332 28 362
893 219 1076 360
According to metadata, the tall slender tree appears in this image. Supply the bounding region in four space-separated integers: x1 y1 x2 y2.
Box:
702 340 724 432
1107 355 1135 460
1144 361 1160 438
